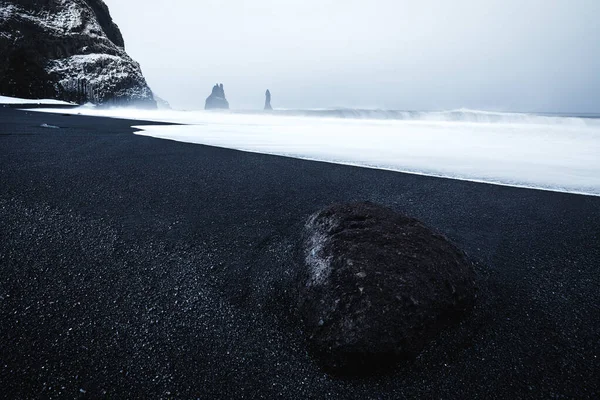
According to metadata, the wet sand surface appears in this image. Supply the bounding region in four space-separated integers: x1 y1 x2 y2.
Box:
1 107 599 398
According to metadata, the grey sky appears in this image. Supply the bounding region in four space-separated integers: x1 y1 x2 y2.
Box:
103 0 600 112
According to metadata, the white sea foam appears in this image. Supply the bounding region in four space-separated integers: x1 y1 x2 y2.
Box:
33 107 600 196
0 95 75 105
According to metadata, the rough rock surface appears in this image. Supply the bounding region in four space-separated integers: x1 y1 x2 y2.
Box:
264 89 272 110
0 0 155 107
154 94 171 110
205 83 229 110
298 202 477 374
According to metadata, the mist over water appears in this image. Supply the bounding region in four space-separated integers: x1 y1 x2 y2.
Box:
35 107 600 196
102 0 600 112
232 108 600 126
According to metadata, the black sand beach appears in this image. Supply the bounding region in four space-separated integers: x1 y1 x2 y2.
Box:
1 107 599 399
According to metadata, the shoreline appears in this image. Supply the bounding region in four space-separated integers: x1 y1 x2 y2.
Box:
136 126 600 199
1 107 598 398
31 105 600 197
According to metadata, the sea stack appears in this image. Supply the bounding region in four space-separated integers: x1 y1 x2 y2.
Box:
264 89 273 110
0 0 156 107
205 83 229 110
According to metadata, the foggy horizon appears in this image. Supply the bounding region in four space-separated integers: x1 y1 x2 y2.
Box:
103 0 600 113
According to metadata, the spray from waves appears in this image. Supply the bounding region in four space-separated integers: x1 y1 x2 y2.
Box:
32 104 600 196
251 108 600 127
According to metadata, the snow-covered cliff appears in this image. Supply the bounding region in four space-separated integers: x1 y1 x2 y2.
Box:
0 0 156 107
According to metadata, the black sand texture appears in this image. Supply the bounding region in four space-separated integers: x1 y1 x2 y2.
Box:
0 108 599 399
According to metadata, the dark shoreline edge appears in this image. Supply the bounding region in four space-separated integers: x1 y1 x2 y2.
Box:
1 108 598 399
1 103 78 109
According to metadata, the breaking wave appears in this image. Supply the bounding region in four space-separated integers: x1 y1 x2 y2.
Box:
33 105 600 196
266 108 600 126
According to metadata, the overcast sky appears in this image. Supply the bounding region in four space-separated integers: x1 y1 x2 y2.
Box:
103 0 599 112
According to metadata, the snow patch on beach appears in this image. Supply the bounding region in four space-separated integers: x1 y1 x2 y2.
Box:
33 107 600 196
0 95 75 105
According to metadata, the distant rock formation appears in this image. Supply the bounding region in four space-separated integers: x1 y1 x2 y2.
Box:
154 94 171 110
264 89 272 110
297 202 477 375
0 0 156 107
205 83 229 110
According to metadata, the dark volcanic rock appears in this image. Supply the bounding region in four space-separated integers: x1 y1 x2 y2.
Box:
298 202 477 374
205 83 229 110
0 0 156 107
264 89 272 110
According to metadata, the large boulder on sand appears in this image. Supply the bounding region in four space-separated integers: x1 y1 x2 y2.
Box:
297 202 477 374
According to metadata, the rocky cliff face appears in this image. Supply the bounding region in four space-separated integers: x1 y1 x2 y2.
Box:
0 0 156 107
205 83 229 110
